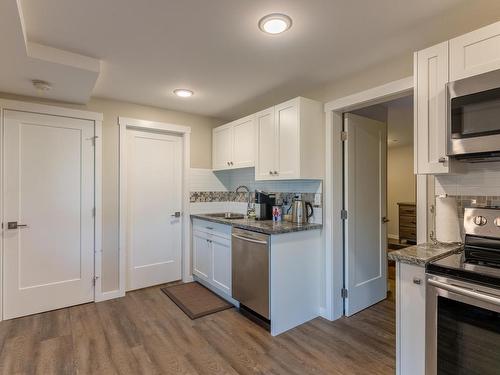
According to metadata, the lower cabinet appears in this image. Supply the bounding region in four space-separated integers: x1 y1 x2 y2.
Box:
396 262 426 375
192 220 232 297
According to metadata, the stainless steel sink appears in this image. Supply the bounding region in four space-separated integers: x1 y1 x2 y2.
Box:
205 212 245 220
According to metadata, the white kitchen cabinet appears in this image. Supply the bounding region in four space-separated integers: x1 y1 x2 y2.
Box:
212 115 255 171
192 219 232 298
450 21 500 81
212 125 233 170
255 97 324 181
414 41 450 174
192 230 212 281
211 235 231 294
396 262 426 375
255 107 277 180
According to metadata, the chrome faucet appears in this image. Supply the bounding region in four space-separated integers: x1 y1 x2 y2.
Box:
235 185 253 217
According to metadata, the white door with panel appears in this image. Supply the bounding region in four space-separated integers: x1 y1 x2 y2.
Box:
3 110 95 319
344 113 387 316
212 125 233 170
126 129 182 291
275 100 299 179
415 41 449 174
255 107 277 179
450 21 500 81
232 116 255 169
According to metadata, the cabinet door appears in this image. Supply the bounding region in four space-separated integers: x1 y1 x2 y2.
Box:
212 125 233 170
275 99 300 179
192 231 211 281
450 21 500 81
397 263 426 375
232 115 255 169
211 236 231 295
255 107 276 180
415 42 449 174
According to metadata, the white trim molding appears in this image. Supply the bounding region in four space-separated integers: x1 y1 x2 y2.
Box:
323 76 415 321
0 99 103 316
117 117 192 300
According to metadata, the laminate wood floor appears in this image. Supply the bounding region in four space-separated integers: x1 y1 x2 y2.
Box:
0 284 395 375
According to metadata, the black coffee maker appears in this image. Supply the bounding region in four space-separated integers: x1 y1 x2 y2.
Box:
254 190 276 220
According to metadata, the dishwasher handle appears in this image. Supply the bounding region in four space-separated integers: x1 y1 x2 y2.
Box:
231 233 268 245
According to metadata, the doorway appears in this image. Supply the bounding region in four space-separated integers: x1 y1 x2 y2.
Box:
118 117 191 295
125 128 183 290
2 110 96 319
344 94 415 314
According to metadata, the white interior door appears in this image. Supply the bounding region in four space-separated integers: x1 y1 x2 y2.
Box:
344 113 387 316
3 110 95 320
126 129 182 291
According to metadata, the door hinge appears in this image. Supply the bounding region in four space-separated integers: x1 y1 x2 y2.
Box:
341 209 348 220
93 276 99 286
341 288 348 298
341 131 347 141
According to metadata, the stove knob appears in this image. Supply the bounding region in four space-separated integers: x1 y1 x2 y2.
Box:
473 215 487 226
495 217 500 227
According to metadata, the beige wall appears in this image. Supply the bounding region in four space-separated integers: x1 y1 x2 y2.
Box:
0 93 222 291
387 145 416 238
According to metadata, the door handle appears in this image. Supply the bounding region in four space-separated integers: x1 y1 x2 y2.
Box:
171 212 181 218
382 217 390 223
7 222 29 229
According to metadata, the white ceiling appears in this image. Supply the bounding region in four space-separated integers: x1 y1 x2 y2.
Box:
2 0 498 119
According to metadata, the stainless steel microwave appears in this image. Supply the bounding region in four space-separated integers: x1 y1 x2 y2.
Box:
448 69 500 162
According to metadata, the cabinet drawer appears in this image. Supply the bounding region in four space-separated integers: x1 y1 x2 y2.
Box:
398 205 416 216
400 216 417 227
399 228 417 240
192 219 231 239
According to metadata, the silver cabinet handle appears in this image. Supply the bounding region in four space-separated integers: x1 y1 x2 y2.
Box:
428 278 500 306
269 171 273 175
438 157 446 163
171 212 181 218
206 227 214 230
227 162 231 166
273 171 278 175
231 233 268 245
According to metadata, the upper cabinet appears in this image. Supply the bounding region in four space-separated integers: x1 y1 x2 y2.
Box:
450 21 500 81
212 114 255 171
414 41 450 174
213 96 324 180
255 97 324 180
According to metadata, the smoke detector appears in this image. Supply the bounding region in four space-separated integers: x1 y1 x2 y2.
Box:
32 80 52 93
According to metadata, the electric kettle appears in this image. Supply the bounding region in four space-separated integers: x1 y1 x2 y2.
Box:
291 199 313 224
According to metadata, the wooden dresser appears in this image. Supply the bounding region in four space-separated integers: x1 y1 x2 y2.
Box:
398 202 416 244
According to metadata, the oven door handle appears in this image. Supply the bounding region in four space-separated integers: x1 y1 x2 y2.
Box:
428 278 500 306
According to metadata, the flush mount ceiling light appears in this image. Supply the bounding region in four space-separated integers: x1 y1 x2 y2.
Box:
173 89 194 98
258 13 292 34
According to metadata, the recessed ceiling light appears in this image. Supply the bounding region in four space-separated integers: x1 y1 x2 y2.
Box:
258 13 292 34
173 89 194 98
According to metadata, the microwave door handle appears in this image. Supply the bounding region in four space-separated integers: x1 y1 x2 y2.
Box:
428 279 500 306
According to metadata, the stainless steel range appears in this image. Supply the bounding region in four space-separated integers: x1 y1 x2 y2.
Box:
426 207 500 375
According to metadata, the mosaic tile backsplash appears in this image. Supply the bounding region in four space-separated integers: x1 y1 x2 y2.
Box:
190 191 322 207
451 195 500 218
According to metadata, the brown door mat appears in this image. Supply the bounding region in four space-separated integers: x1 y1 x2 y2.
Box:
161 282 233 319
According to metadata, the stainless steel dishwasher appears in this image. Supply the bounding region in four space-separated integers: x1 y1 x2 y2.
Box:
231 228 270 320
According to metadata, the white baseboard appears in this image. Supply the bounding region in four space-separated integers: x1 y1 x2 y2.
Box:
388 233 399 240
95 289 125 303
183 275 194 283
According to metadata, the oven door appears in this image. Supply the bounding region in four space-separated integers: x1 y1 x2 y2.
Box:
426 275 500 375
448 69 500 156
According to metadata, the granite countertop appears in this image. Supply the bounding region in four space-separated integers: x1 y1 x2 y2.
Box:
387 242 463 266
191 214 323 235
